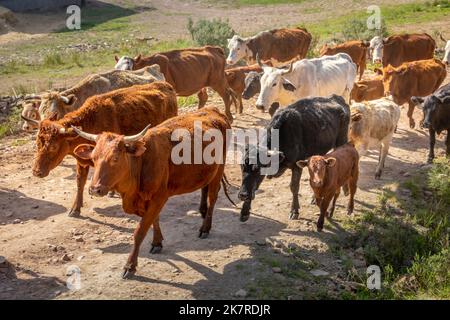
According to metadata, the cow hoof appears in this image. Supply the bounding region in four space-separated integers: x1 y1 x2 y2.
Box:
150 245 163 254
316 224 323 232
198 231 209 239
121 267 136 279
409 121 415 129
427 158 434 164
240 214 250 222
374 173 381 180
289 212 299 220
67 208 81 218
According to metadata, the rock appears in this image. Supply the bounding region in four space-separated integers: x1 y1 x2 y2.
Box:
355 247 364 256
61 254 71 262
402 172 411 177
77 255 84 261
310 269 329 277
255 239 266 246
186 210 199 216
56 245 65 251
74 236 84 243
0 256 6 265
235 289 247 298
272 267 282 273
352 258 366 268
13 218 21 224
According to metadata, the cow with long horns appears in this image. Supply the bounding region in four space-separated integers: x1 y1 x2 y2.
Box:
71 106 232 278
25 82 178 217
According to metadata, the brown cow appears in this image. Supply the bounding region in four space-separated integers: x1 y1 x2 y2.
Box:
320 40 369 80
21 99 41 131
71 106 231 278
296 143 359 231
114 46 236 122
225 64 262 113
29 82 178 217
226 27 312 66
381 58 447 128
369 33 436 67
350 72 384 102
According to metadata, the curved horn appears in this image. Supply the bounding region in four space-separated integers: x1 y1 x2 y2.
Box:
281 61 294 75
21 114 40 126
124 124 151 143
71 126 98 141
60 95 70 104
439 33 447 43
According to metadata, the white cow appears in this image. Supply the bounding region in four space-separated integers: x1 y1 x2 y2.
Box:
349 97 400 179
255 53 357 112
369 36 384 64
443 40 450 65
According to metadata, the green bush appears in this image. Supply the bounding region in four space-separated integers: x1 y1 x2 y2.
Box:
341 18 388 41
187 18 235 50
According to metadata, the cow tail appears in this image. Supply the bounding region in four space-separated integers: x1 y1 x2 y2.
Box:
221 174 237 207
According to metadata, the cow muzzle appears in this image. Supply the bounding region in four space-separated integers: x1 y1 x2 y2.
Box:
238 190 255 201
89 185 109 197
32 168 48 178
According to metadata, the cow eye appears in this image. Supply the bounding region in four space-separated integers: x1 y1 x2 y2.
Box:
272 83 277 87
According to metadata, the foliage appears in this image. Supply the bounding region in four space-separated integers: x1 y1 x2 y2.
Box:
187 18 235 50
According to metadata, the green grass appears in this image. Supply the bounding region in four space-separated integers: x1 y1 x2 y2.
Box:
335 158 450 299
235 0 306 5
177 95 199 108
0 107 21 139
304 1 450 40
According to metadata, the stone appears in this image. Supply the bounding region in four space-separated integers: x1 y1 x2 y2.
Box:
235 289 247 298
13 218 21 224
61 254 71 262
77 255 84 261
272 267 282 273
74 236 84 242
310 269 329 277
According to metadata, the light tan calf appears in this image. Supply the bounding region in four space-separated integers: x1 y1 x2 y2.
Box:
349 98 400 179
38 65 164 120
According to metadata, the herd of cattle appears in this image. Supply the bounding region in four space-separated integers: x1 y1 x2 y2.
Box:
17 27 450 278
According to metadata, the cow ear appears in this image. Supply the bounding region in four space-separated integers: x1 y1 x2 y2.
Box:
115 55 119 62
325 157 337 167
356 83 368 90
296 160 308 168
125 140 146 157
73 144 94 160
411 96 424 106
134 54 142 62
282 78 296 91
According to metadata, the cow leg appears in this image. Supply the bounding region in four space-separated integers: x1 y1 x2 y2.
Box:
197 88 208 109
317 194 333 232
428 128 436 163
199 185 209 217
213 85 233 123
407 101 416 129
237 93 243 114
375 138 391 179
123 197 167 279
347 177 358 215
328 189 340 219
198 170 223 239
68 163 89 217
289 167 302 220
149 216 164 254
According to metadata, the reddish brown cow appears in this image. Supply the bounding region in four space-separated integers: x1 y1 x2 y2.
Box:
297 143 359 231
114 46 236 122
381 59 447 128
369 33 436 67
350 72 384 102
71 106 231 278
320 40 369 80
226 27 312 66
30 82 178 217
225 64 262 113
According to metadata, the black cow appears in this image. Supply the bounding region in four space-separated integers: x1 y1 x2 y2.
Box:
238 94 350 230
412 83 450 163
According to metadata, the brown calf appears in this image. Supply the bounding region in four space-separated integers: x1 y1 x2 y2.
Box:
350 73 384 102
297 143 359 231
320 40 369 80
225 65 262 113
31 82 178 217
71 106 231 278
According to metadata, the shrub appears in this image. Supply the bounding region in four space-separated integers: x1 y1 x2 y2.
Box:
187 18 235 50
341 18 388 41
